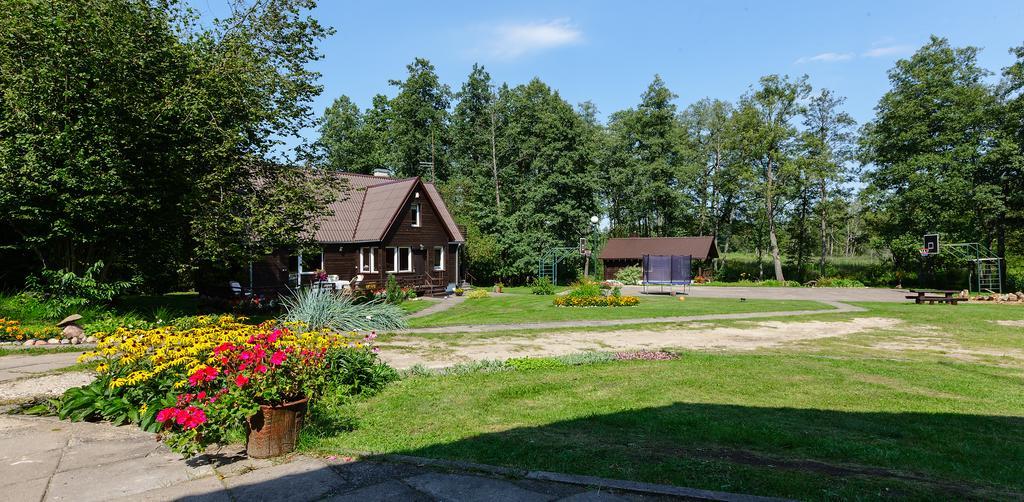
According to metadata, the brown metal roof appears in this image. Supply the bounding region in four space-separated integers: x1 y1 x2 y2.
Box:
599 237 719 261
313 173 465 244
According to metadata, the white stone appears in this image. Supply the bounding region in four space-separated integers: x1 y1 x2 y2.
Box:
47 338 60 345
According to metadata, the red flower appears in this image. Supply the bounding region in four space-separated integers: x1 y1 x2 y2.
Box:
255 364 268 374
156 407 175 423
234 374 249 387
268 329 281 343
188 366 218 386
182 407 206 429
213 342 234 355
270 350 287 366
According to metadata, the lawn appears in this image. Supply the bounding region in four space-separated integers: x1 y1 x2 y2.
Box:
302 353 1024 500
306 300 1024 500
407 291 832 328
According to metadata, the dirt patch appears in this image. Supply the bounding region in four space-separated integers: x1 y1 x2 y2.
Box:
871 338 1024 363
994 320 1024 328
380 317 901 368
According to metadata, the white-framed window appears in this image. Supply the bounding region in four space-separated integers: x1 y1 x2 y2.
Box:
359 247 377 272
398 247 413 272
384 247 398 273
410 202 421 227
433 246 445 271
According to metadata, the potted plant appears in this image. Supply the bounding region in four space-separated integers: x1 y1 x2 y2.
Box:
494 282 504 293
156 328 334 458
454 287 464 296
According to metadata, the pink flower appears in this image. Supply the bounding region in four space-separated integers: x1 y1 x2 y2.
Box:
156 408 175 423
188 366 218 386
255 364 268 374
270 351 287 366
234 374 249 387
268 329 281 343
182 407 206 429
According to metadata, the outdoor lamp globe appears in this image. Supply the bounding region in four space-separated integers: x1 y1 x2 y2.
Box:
590 215 599 224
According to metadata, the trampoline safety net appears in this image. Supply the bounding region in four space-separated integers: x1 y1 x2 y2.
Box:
642 255 692 285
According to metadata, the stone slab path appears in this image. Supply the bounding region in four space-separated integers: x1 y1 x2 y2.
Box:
0 415 782 502
0 352 86 383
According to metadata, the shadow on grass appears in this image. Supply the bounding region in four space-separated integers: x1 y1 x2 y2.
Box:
376 402 1024 500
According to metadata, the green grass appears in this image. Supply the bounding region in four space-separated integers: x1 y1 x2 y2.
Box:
0 346 89 357
407 294 832 328
399 298 437 315
303 354 1024 500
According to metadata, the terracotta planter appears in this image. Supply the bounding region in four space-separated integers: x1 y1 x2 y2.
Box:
246 398 307 459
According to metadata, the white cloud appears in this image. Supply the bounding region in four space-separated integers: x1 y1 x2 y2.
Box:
795 52 855 64
862 45 914 58
484 19 582 59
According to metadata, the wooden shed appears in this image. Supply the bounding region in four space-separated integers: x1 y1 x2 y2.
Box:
599 237 719 280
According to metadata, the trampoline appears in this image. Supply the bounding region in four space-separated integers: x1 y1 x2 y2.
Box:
641 254 692 295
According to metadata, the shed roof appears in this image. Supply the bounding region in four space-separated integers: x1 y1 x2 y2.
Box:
313 173 464 244
599 237 719 261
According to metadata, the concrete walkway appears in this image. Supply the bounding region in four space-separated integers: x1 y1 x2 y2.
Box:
0 352 86 383
0 414 780 502
401 301 866 334
407 295 466 319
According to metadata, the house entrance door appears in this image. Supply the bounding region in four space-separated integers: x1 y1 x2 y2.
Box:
413 248 426 275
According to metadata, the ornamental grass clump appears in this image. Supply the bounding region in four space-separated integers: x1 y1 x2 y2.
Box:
279 287 406 332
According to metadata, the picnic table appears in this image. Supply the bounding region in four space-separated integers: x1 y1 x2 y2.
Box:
906 289 964 305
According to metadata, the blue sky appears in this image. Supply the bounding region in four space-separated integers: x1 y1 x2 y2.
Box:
193 0 1024 139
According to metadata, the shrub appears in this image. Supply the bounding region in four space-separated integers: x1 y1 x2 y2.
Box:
454 288 464 296
530 277 556 295
567 278 603 298
466 289 489 299
553 295 639 307
384 274 403 304
84 313 154 336
507 357 564 371
815 277 866 288
615 265 642 285
279 288 406 332
25 261 136 315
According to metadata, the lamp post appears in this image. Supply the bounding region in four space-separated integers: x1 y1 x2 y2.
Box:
586 215 599 279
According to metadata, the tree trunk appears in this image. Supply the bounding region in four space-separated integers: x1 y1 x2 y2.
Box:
766 160 785 282
489 110 501 215
819 178 827 278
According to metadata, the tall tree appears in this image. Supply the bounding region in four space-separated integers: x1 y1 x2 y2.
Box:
317 95 373 172
387 58 451 180
860 36 1000 273
802 89 856 277
0 0 336 289
736 75 811 281
450 64 500 214
605 75 685 237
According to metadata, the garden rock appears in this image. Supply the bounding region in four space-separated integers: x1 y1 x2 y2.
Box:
58 314 86 340
86 335 98 343
23 340 35 346
47 338 59 345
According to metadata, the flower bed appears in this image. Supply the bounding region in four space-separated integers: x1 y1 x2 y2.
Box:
52 315 390 456
553 295 639 307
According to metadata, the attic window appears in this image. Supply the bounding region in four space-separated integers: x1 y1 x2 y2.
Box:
410 202 421 227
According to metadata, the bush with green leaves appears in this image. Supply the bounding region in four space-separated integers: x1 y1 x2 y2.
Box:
614 265 642 285
567 278 603 298
25 261 136 316
384 274 403 304
815 277 866 288
530 277 556 295
279 287 407 332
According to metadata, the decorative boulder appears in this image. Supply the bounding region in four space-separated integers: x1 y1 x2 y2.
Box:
57 314 85 340
47 338 59 345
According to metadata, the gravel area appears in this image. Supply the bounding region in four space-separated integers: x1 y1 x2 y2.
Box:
0 371 95 403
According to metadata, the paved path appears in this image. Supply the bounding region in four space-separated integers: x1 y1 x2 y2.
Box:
407 295 466 319
672 286 910 303
0 414 779 502
0 352 86 383
401 301 866 334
